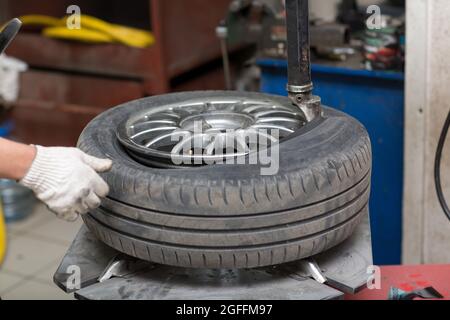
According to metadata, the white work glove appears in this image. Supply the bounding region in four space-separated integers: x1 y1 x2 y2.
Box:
0 54 28 104
20 146 113 222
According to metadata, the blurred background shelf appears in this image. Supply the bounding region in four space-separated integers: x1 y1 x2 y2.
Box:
2 0 242 146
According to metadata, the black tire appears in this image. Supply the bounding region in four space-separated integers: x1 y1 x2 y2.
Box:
78 91 372 269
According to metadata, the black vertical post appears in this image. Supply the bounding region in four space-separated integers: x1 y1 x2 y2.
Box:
285 0 312 91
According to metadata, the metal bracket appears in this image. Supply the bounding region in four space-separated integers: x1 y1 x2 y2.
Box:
98 254 153 283
287 92 322 122
298 259 327 284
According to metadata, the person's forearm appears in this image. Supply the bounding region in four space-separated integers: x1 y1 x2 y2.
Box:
0 138 36 180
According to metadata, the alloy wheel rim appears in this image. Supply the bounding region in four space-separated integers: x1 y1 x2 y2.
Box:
117 96 305 168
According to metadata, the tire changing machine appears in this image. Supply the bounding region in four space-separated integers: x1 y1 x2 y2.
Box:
53 0 374 300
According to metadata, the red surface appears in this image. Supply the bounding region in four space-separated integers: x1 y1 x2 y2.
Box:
347 265 450 300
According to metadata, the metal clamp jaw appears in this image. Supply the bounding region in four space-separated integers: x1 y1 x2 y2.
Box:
287 84 322 122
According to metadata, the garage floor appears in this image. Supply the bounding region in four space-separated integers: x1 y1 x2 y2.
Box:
0 204 80 300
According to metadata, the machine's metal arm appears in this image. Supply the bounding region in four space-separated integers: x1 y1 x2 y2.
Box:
285 0 321 121
286 0 312 91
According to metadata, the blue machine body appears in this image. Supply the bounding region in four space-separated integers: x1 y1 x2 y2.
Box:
258 59 404 265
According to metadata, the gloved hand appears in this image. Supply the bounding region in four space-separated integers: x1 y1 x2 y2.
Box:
19 146 112 222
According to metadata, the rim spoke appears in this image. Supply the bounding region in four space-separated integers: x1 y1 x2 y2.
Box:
250 124 295 135
144 130 190 148
254 110 299 119
130 126 178 140
256 117 302 124
242 105 272 114
144 112 181 121
131 120 178 132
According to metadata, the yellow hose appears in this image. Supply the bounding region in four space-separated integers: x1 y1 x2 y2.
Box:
0 199 6 265
43 27 115 44
18 15 63 28
19 14 155 48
